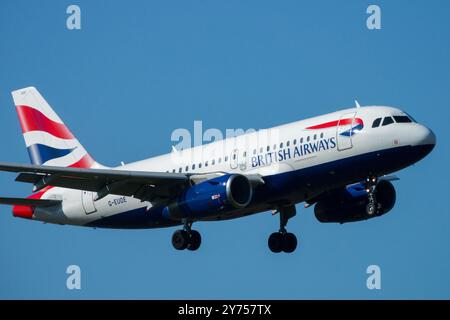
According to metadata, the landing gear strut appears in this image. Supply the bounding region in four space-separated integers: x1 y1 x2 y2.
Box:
268 205 298 253
365 176 380 216
172 220 201 251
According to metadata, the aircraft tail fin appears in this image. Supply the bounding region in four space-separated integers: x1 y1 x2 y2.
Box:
11 87 102 168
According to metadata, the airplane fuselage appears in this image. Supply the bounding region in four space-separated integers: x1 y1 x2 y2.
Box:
26 106 435 229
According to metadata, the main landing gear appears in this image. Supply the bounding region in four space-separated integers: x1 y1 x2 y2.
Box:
365 176 380 216
172 220 201 251
268 205 298 253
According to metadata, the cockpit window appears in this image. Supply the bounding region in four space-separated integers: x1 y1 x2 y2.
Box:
382 117 394 126
393 116 412 123
372 118 382 128
404 112 417 123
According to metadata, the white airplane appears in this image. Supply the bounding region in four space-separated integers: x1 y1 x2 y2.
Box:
0 87 435 253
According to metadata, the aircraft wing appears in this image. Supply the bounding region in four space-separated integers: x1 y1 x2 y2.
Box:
0 162 189 202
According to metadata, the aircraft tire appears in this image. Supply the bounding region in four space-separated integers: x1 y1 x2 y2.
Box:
187 230 201 251
172 230 189 250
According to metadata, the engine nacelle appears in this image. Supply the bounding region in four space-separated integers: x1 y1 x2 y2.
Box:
163 174 252 220
314 180 396 223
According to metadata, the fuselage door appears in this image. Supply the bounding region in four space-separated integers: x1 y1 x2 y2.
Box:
238 151 247 171
230 149 239 170
81 190 97 214
336 112 356 151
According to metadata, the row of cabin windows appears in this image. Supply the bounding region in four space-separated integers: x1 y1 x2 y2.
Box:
168 132 325 173
252 132 325 155
169 155 229 173
372 115 412 128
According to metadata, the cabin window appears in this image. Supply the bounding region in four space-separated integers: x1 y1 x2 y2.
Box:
273 144 277 150
218 157 222 163
192 164 196 170
286 141 290 147
320 133 324 139
205 161 208 167
225 156 228 162
393 116 412 123
232 154 237 160
300 137 303 144
199 163 202 168
279 142 283 148
382 117 394 126
293 139 297 145
212 159 215 166
266 146 270 152
372 118 382 128
185 166 189 172
178 168 182 173
260 147 263 153
253 149 256 155
172 169 176 173
243 151 247 157
313 134 317 140
307 136 310 142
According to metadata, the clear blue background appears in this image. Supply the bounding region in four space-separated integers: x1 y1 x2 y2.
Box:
0 0 448 299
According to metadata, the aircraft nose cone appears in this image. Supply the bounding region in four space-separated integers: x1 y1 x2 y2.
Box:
420 126 436 146
412 125 436 159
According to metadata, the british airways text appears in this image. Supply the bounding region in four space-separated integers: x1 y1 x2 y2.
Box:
251 137 337 168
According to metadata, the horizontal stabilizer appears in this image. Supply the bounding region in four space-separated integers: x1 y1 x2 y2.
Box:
0 197 61 207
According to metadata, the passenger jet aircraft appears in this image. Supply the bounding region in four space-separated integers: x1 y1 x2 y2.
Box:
0 87 435 253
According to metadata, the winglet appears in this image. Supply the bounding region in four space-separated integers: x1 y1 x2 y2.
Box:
355 100 361 108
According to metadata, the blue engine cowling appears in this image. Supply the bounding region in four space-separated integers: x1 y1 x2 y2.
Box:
162 174 253 220
314 180 396 223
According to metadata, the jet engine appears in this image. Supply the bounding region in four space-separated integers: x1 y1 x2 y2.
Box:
163 174 252 220
314 180 396 223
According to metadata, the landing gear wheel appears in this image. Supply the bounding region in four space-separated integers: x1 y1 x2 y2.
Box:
187 230 201 251
268 205 298 253
282 233 297 253
268 232 284 253
268 232 298 253
172 230 189 250
268 232 283 253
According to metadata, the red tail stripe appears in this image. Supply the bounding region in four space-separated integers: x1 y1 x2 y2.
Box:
16 105 74 140
69 153 95 168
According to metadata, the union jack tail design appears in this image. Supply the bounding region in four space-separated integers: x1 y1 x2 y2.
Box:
11 87 102 169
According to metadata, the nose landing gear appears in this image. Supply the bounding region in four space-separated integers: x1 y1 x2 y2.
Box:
365 176 381 216
268 205 298 253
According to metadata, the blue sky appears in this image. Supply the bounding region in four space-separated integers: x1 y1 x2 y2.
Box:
0 0 449 299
